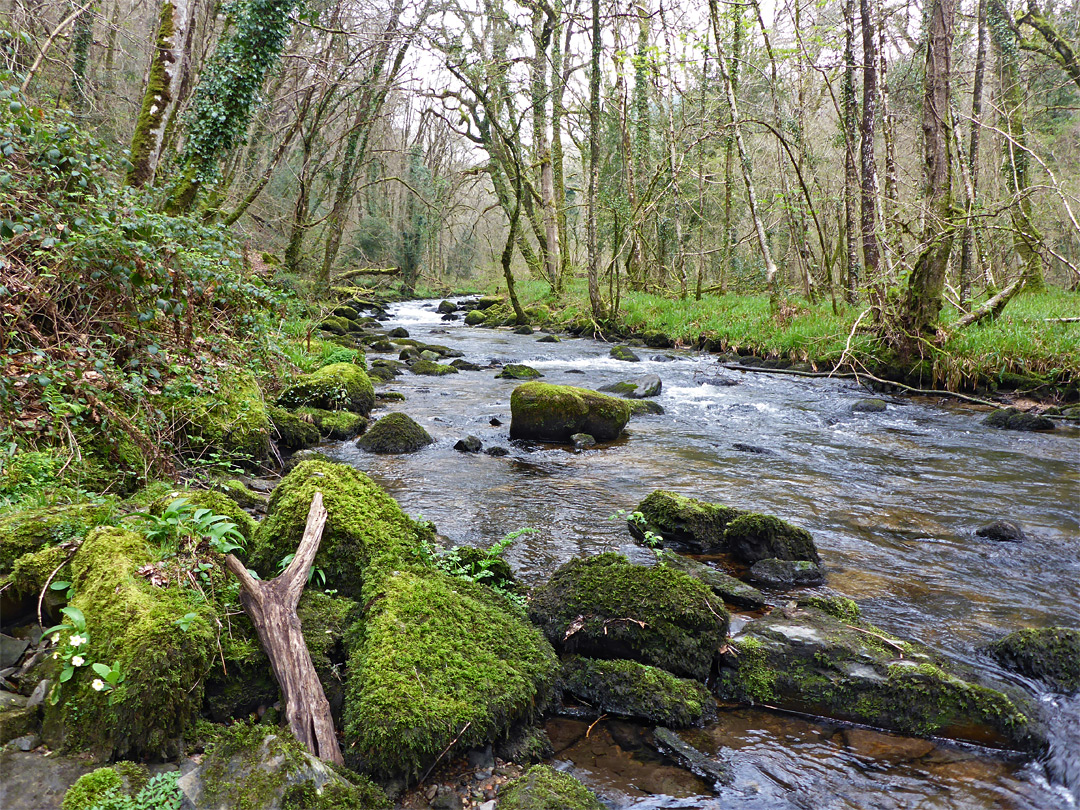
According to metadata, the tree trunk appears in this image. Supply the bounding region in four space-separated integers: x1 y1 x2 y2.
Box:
550 0 571 295
223 493 343 765
959 0 988 303
842 0 860 303
720 6 742 295
859 0 882 312
586 0 606 322
69 2 94 111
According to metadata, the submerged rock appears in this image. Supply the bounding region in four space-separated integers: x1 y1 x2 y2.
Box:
655 550 767 609
599 374 662 399
497 764 605 810
983 408 1055 432
988 627 1080 693
748 557 826 588
716 603 1044 751
277 363 375 415
559 656 715 727
975 520 1026 542
853 398 888 413
357 413 434 454
509 383 630 443
725 513 820 566
651 728 732 791
497 364 543 380
529 553 728 680
610 346 640 362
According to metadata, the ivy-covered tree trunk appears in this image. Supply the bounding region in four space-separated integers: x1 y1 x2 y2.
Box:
842 0 860 304
586 0 606 323
959 0 989 303
69 2 94 111
901 0 957 346
859 0 882 311
550 0 571 296
128 0 199 188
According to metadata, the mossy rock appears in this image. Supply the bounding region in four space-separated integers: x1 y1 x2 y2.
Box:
497 764 605 810
655 550 766 609
277 363 375 415
356 413 434 454
297 591 359 722
716 604 1044 751
983 407 1055 432
318 316 351 336
509 383 630 443
342 571 558 779
150 488 257 543
988 627 1080 693
8 543 70 597
172 370 272 463
748 557 825 588
610 346 640 362
560 656 715 727
528 553 728 680
268 405 322 452
45 527 217 759
439 545 519 593
215 479 266 510
599 374 661 399
477 295 504 309
409 359 459 376
0 704 36 745
248 460 431 600
524 305 550 324
643 330 673 348
725 513 820 565
628 399 664 416
331 306 359 321
177 723 389 810
634 490 744 554
498 364 544 380
294 407 368 441
0 503 112 573
63 762 151 810
464 310 486 326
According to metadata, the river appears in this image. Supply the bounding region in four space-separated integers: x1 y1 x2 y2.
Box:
327 299 1079 810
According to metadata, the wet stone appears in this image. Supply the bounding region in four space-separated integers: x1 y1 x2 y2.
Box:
975 520 1026 542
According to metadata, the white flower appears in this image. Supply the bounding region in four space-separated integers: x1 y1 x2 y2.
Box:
68 634 86 647
51 634 60 644
53 652 59 660
91 679 105 691
71 656 85 667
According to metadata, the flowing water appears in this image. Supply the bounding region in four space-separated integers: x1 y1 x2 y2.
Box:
328 299 1080 810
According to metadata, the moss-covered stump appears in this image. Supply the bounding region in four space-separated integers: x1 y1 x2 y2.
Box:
560 656 715 727
173 371 271 463
497 364 543 380
988 627 1080 694
0 503 111 572
356 413 434 454
150 488 257 543
176 723 389 810
633 491 744 554
655 550 767 610
409 358 459 376
276 363 375 415
716 604 1044 751
983 407 1055 432
725 513 820 565
293 407 368 441
497 764 605 810
342 571 558 779
44 527 217 759
509 383 630 443
248 460 430 599
529 553 728 680
268 405 322 451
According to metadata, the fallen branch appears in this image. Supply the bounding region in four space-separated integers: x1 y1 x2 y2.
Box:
224 492 343 765
333 267 400 282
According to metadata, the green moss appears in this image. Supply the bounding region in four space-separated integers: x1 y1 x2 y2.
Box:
62 767 124 810
509 383 630 443
356 413 433 454
725 636 776 704
724 513 820 564
297 590 358 714
498 764 606 810
0 503 112 572
277 363 375 415
281 778 390 810
803 596 861 623
497 364 544 380
172 370 271 463
150 488 257 543
318 316 352 336
560 656 715 726
46 527 217 759
9 544 69 596
199 723 308 810
409 359 459 376
216 479 265 510
268 405 322 451
294 407 368 440
248 460 431 600
528 553 729 680
464 310 485 325
342 571 558 779
988 627 1080 693
126 1 174 187
635 491 744 553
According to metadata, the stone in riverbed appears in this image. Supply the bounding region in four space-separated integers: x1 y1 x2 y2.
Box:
537 334 560 343
716 603 1045 752
497 364 543 380
655 550 767 610
388 327 410 338
853 398 888 413
513 325 534 335
610 346 640 362
528 553 728 680
599 374 662 399
725 513 820 566
628 399 665 416
632 490 743 554
454 436 483 453
509 383 630 443
356 413 433 454
571 433 595 449
983 407 1055 432
651 728 732 790
975 520 1026 542
437 300 457 314
987 626 1080 693
748 557 826 589
451 359 484 371
410 359 459 376
464 310 486 326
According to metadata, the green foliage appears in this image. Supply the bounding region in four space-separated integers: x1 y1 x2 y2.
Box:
133 497 246 555
422 529 531 608
497 764 606 810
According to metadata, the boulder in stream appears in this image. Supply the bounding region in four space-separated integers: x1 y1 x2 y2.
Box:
725 513 820 566
632 490 744 554
983 408 1055 432
410 359 459 376
975 520 1026 542
610 346 641 362
628 399 664 416
497 364 543 380
748 557 826 588
497 764 605 810
716 602 1045 752
853 398 888 413
599 374 662 399
276 363 375 416
356 413 433 454
529 553 728 680
509 383 630 443
988 627 1080 693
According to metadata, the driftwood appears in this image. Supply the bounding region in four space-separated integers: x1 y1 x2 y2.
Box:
224 492 343 765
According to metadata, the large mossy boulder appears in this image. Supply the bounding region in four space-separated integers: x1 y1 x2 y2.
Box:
988 627 1080 694
528 553 728 680
247 460 430 599
509 383 630 443
560 656 715 727
725 513 820 565
497 764 606 810
356 412 434 454
267 405 321 452
717 603 1044 751
293 407 368 441
177 723 389 810
983 407 1055 432
0 503 112 573
44 527 217 760
655 550 767 610
276 363 375 415
633 491 744 554
342 572 558 778
173 371 271 463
